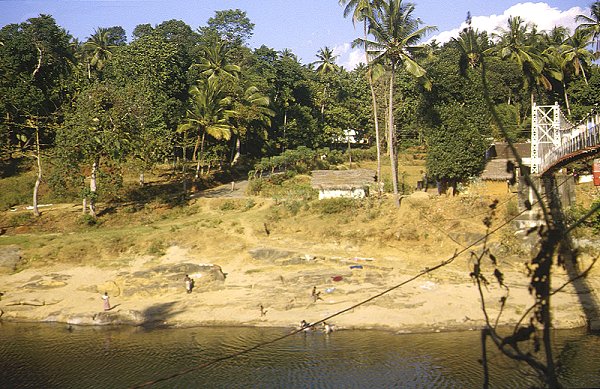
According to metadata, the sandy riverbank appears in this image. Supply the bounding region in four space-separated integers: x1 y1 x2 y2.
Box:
1 243 597 333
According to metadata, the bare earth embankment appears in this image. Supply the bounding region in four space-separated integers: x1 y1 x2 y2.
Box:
1 180 598 333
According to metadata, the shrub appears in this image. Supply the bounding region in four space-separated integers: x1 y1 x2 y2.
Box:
0 174 36 210
313 198 357 214
219 201 237 211
147 240 166 256
7 212 34 227
78 214 99 226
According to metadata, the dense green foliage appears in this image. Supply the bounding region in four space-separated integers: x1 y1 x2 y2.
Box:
1 2 598 208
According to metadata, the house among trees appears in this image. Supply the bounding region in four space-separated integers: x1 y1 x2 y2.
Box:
333 129 369 146
311 169 376 200
480 142 531 194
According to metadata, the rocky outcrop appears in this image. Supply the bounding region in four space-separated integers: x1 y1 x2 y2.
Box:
116 263 226 297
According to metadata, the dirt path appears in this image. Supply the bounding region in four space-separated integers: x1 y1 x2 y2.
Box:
191 179 249 199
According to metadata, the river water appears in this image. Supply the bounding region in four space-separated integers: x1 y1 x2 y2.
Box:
1 322 598 388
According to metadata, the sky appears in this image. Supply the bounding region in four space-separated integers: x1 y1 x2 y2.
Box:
0 1 590 69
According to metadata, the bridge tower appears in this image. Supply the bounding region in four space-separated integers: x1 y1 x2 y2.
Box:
530 103 562 174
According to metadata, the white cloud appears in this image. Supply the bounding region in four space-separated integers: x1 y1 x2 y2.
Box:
429 2 587 44
332 42 365 70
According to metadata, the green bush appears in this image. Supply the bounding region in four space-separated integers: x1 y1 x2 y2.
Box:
505 198 519 221
567 200 600 233
219 200 238 211
346 147 377 162
247 178 266 195
284 200 303 216
313 197 357 215
78 214 99 226
7 212 34 227
0 174 36 210
147 240 166 256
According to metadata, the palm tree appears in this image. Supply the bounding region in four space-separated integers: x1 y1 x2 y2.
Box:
576 1 600 57
340 0 384 192
493 16 551 106
452 14 489 73
544 28 594 116
230 86 275 165
313 46 339 75
312 47 339 116
195 39 241 81
356 0 435 206
84 27 116 79
178 78 236 178
562 28 594 85
278 48 298 61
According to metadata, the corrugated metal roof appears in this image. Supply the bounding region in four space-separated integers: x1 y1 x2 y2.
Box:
311 169 376 189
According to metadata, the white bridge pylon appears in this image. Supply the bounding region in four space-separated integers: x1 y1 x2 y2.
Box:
531 103 600 174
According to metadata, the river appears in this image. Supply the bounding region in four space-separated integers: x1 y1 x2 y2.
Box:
1 322 598 388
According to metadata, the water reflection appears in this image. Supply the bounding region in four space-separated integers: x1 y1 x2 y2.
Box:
0 322 598 389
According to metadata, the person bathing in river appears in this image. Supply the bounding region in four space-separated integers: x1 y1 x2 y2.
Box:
322 322 334 334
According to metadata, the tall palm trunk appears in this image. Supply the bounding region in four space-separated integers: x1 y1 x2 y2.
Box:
364 20 382 194
562 81 571 117
388 62 400 207
231 136 241 166
32 124 42 217
88 157 99 217
195 131 206 179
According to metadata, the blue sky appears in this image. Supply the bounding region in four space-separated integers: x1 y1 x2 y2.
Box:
0 1 589 68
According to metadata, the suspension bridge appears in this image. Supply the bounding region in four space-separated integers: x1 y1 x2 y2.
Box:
530 103 600 176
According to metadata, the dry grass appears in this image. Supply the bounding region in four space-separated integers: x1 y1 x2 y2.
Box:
0 154 544 271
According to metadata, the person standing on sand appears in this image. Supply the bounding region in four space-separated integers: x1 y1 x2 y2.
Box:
311 286 322 303
184 275 193 294
102 292 110 311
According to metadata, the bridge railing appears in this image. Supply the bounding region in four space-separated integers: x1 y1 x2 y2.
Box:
541 115 600 174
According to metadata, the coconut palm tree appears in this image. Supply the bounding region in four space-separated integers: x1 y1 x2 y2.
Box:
562 28 594 85
356 0 435 206
84 27 116 79
544 28 594 115
493 16 551 106
278 48 298 61
340 0 384 192
312 47 339 116
576 1 600 57
452 14 489 73
196 39 241 81
178 78 236 178
313 46 339 75
230 86 275 165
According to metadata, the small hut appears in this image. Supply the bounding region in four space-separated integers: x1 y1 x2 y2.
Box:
311 169 376 200
480 142 531 195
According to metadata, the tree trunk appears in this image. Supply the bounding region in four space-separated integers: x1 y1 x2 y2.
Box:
321 84 328 119
580 65 589 86
347 135 352 168
89 158 98 217
32 125 42 217
231 137 241 166
192 134 201 162
139 172 145 186
32 45 42 79
195 131 206 178
364 21 382 195
562 81 571 117
389 64 400 207
283 108 288 151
